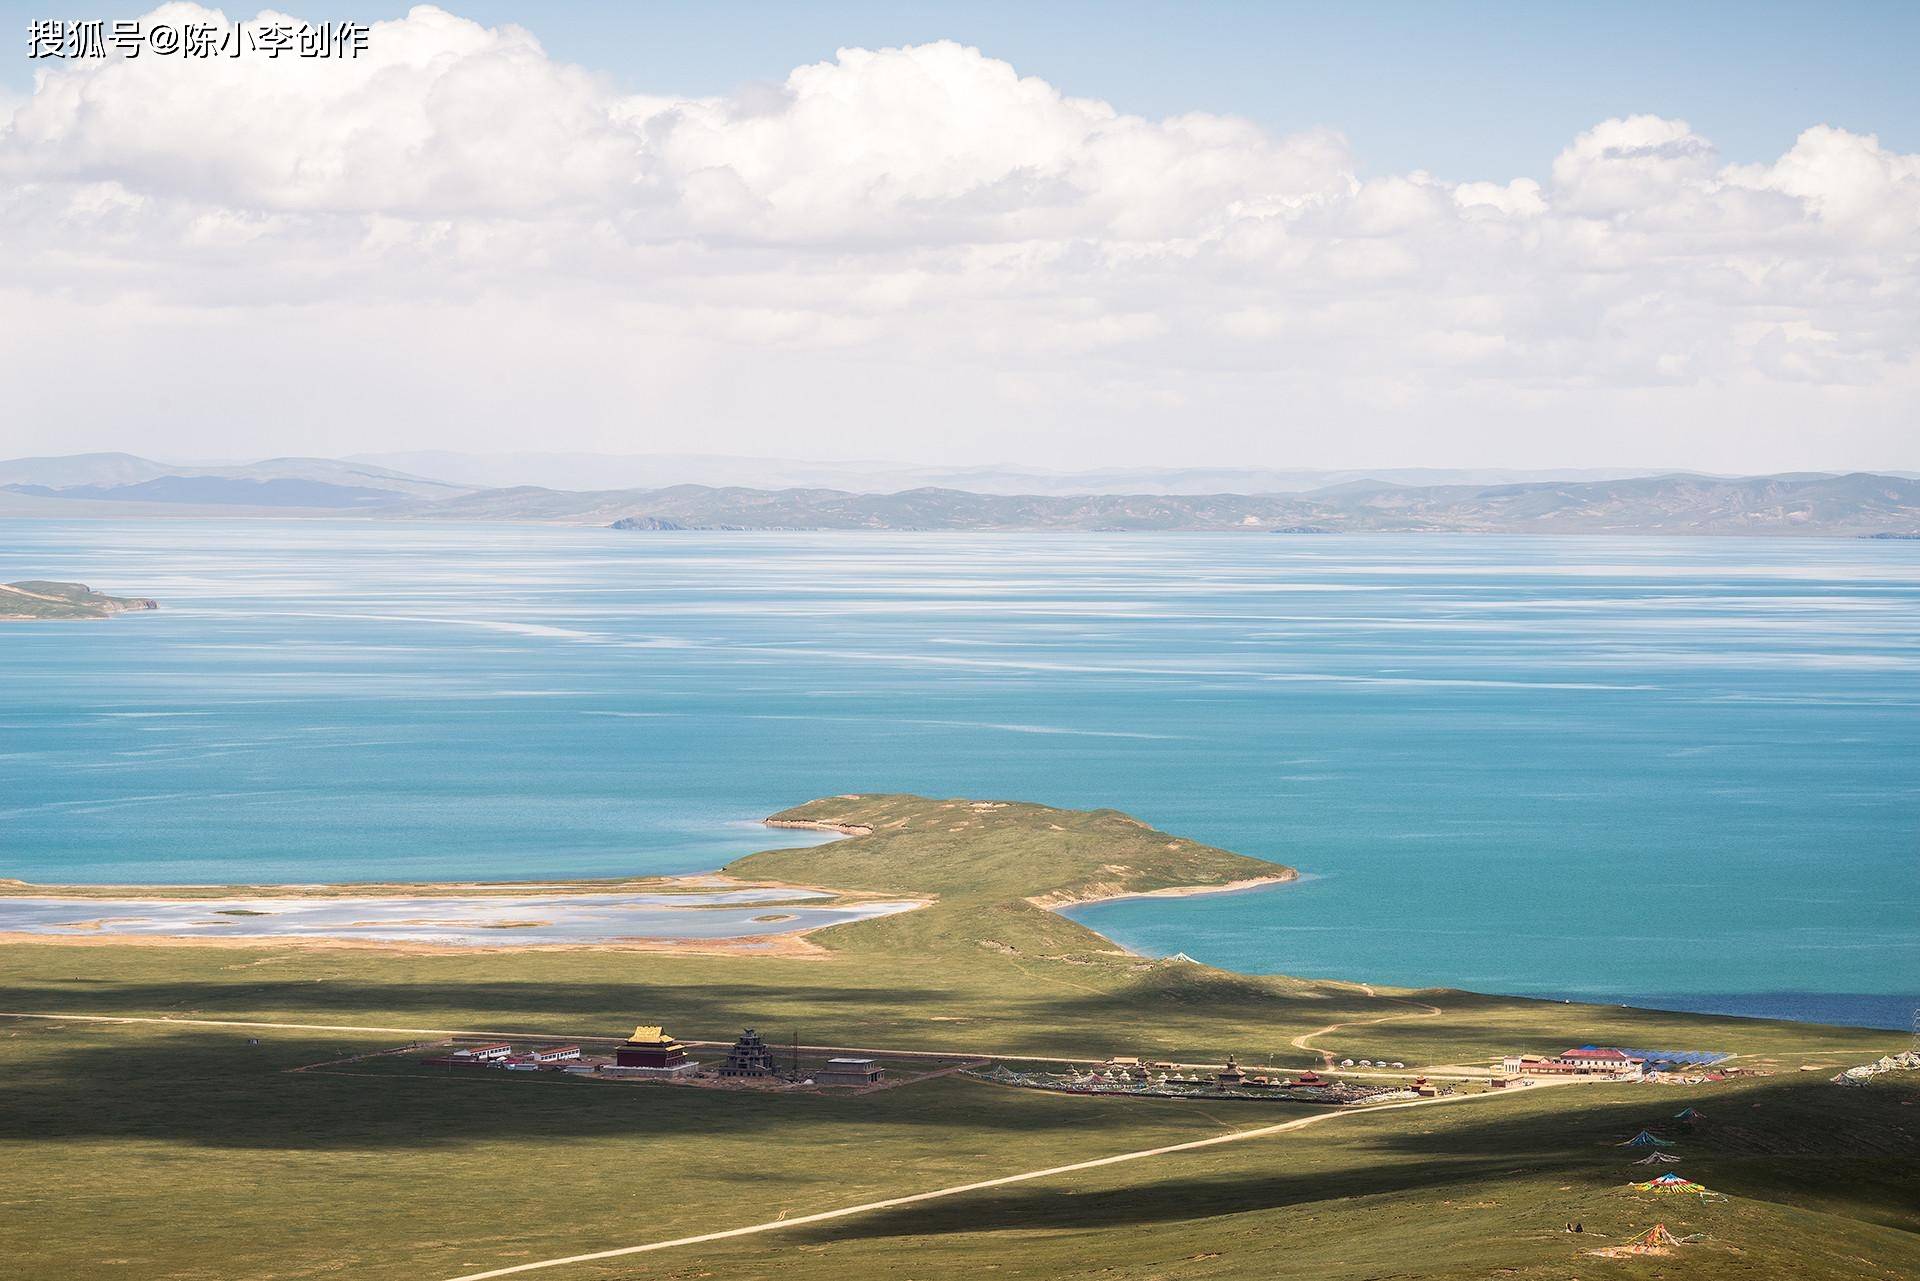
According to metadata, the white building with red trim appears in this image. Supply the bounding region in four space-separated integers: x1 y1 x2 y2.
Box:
1501 1047 1645 1079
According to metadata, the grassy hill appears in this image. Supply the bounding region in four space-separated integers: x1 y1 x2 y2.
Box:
0 580 157 619
0 794 1911 1279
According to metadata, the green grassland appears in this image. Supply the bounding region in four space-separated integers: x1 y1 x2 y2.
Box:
670 1071 1920 1281
1 794 1913 1279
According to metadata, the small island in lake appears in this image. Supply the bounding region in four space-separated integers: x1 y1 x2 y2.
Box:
0 581 158 620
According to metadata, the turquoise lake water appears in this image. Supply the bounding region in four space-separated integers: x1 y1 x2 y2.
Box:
2 520 1915 1029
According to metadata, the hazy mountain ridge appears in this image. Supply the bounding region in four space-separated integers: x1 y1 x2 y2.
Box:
6 476 409 508
2 454 1917 535
345 450 1676 496
0 454 471 507
527 472 1920 535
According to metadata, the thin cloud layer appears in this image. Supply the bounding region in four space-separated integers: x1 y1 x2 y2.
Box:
2 4 1915 467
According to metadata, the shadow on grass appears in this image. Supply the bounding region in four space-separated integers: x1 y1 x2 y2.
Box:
0 1023 1224 1151
791 1156 1505 1241
786 1073 1920 1243
4 1008 1913 1224
4 965 1883 1072
0 969 1390 1060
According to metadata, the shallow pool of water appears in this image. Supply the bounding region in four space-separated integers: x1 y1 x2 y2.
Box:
0 890 923 946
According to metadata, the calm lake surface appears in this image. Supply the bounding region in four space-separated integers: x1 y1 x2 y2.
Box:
3 520 1915 1028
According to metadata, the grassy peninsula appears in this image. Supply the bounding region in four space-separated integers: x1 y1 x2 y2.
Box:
0 580 157 619
0 795 1913 1280
747 794 1294 961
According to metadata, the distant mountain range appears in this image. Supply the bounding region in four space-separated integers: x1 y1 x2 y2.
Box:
3 453 1918 537
476 472 1920 535
344 450 1677 496
0 453 472 511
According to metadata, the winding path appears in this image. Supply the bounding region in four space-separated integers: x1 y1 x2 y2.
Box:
1289 982 1444 1066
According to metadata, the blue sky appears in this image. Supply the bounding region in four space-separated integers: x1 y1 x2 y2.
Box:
7 1 1917 178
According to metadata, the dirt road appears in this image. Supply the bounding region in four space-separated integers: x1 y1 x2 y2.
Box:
436 1084 1569 1280
1289 982 1444 1065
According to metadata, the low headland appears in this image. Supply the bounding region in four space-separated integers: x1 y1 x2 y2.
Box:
0 580 157 620
0 793 1285 955
0 793 1894 1061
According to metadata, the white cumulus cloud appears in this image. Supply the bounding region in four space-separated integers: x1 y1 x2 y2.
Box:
0 4 1914 470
